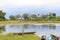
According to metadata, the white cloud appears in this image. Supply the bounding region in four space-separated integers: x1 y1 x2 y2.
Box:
0 0 43 7
0 0 60 9
43 0 60 7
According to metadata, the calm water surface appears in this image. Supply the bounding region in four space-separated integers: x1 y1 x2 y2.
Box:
0 24 60 36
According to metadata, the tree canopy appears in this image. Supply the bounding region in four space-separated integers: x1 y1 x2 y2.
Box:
0 10 6 21
22 13 30 20
9 14 21 20
9 13 57 21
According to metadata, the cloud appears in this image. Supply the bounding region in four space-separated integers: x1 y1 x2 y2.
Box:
43 0 60 8
0 0 43 7
0 0 60 8
0 0 60 9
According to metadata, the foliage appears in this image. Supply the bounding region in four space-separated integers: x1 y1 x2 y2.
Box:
0 10 6 21
9 15 16 20
15 14 21 20
22 13 30 20
31 14 37 18
0 10 58 21
9 13 57 21
9 14 21 20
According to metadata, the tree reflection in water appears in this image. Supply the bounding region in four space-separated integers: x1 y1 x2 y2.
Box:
23 24 36 29
0 25 5 33
48 24 56 29
23 24 29 29
41 24 56 29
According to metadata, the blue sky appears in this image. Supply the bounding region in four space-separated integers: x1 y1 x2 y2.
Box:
0 0 60 19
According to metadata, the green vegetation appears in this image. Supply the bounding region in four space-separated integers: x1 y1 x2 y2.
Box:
9 14 21 20
0 10 60 21
0 10 60 24
9 12 58 21
0 10 6 21
0 34 40 40
0 20 60 25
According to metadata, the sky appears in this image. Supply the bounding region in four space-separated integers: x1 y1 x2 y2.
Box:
0 0 60 19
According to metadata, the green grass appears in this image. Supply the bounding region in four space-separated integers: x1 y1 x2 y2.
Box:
0 20 60 25
0 34 40 40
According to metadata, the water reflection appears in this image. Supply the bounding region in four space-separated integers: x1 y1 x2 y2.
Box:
0 24 59 34
23 24 36 29
0 25 5 33
48 24 56 29
41 24 56 29
23 24 29 29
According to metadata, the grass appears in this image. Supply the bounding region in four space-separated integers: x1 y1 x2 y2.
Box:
0 34 40 40
0 20 60 25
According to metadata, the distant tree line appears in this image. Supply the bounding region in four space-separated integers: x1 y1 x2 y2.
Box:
9 13 59 21
0 10 60 21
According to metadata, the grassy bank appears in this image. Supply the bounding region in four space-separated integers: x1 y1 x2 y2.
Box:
0 34 40 40
0 20 60 25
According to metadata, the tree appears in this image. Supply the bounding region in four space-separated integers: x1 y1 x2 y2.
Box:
0 10 6 21
31 14 37 20
41 14 47 19
48 13 56 19
15 14 21 20
22 13 30 20
31 14 37 19
9 15 15 20
52 13 56 17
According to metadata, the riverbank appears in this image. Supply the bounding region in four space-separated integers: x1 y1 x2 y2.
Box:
0 34 40 40
0 20 60 25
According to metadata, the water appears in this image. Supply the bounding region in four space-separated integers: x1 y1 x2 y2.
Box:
0 24 60 36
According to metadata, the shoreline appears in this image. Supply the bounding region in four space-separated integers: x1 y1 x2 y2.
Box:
0 23 60 26
0 21 60 25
